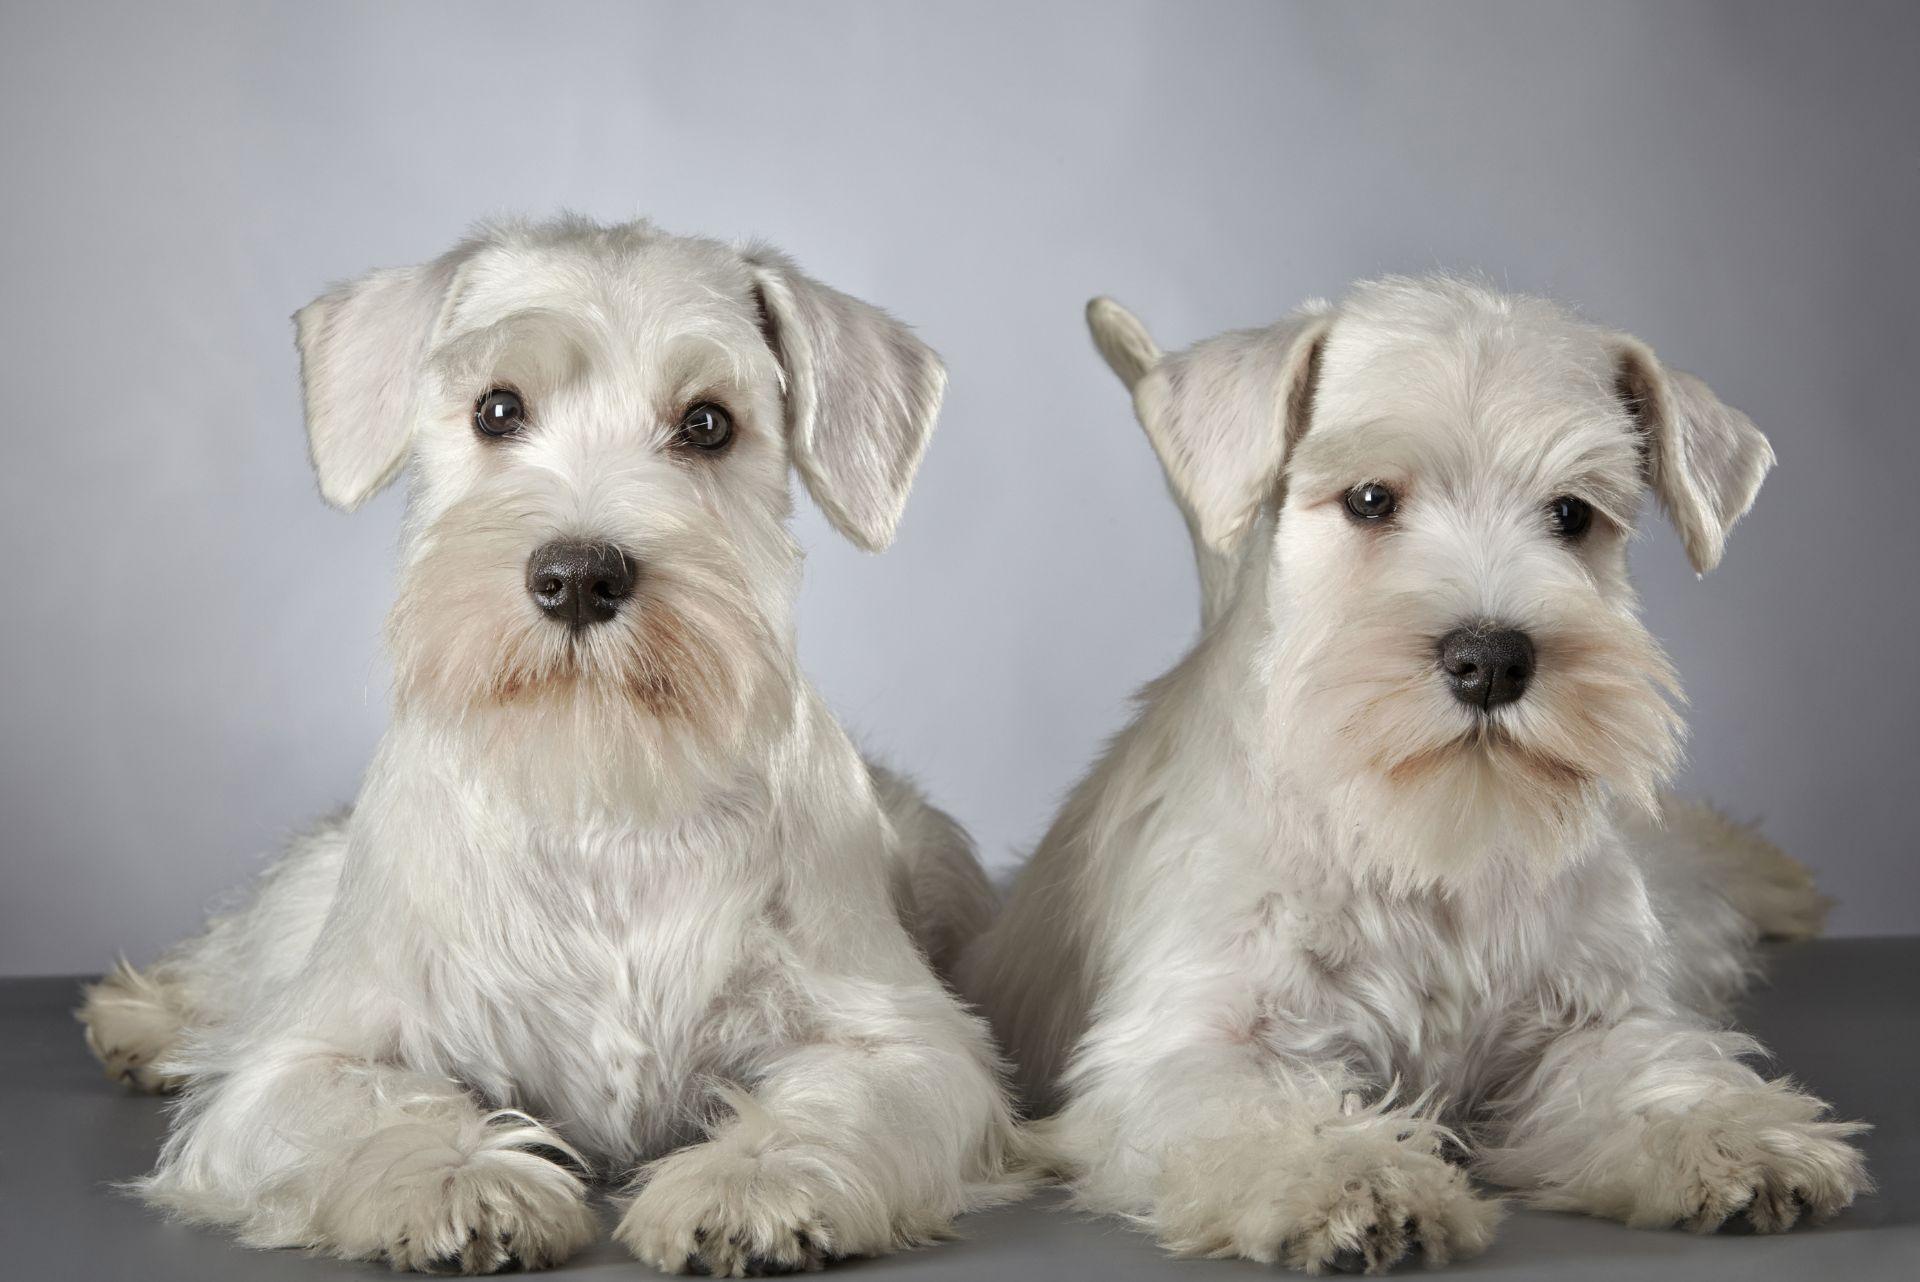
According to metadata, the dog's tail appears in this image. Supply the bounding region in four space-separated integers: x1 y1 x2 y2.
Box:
868 762 997 983
1642 796 1831 943
1624 795 1830 1014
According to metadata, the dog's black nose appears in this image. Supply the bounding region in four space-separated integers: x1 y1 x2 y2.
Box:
526 540 635 627
1439 626 1534 710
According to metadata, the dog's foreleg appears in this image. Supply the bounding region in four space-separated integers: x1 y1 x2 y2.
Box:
140 1037 596 1273
1045 1000 1502 1273
616 988 1020 1274
1478 1011 1869 1231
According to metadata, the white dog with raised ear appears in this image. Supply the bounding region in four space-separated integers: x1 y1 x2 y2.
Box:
959 277 1866 1273
77 216 1024 1276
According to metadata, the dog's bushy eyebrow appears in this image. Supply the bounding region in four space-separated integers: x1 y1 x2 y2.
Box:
424 303 774 429
1288 409 1644 521
429 308 606 392
657 328 772 404
1285 417 1442 491
1519 426 1645 523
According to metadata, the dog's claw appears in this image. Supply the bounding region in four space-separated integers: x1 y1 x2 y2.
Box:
513 1141 589 1180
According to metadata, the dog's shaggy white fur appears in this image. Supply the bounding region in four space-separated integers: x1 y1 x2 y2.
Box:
958 278 1868 1273
77 216 1025 1275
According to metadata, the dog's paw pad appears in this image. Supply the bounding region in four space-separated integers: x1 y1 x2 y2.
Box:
1326 1246 1367 1274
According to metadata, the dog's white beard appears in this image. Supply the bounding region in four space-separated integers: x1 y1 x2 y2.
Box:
1270 591 1684 886
386 497 794 818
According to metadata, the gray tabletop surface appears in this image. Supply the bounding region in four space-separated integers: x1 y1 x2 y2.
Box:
4 937 1914 1280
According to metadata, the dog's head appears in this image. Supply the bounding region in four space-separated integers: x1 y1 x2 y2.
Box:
1089 277 1772 881
295 217 942 801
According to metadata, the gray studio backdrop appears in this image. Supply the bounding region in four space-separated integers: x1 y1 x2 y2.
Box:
3 1 1916 975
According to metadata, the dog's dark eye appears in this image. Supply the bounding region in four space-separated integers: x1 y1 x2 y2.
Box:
474 388 526 438
1549 495 1593 540
676 402 734 452
1344 482 1397 522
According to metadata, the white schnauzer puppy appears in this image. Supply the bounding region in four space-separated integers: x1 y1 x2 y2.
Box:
959 276 1868 1273
78 216 1024 1276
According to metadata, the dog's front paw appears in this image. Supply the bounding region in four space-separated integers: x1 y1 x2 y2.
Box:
319 1115 597 1274
616 1141 862 1276
1625 1087 1870 1232
1156 1121 1502 1273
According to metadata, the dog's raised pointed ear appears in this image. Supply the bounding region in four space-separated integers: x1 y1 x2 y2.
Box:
1115 304 1333 551
743 247 945 552
1087 296 1162 392
293 244 477 511
1610 337 1775 574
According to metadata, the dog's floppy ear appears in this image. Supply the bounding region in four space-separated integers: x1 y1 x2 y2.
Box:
1125 307 1333 551
293 245 475 511
1611 337 1775 574
743 247 945 552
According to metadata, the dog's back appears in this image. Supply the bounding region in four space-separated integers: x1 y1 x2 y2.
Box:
870 763 995 981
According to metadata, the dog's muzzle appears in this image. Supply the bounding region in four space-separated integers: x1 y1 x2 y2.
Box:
526 539 636 628
1439 624 1534 710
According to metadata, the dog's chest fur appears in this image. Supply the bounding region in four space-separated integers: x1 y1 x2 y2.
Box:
401 815 807 1167
1234 846 1653 1105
